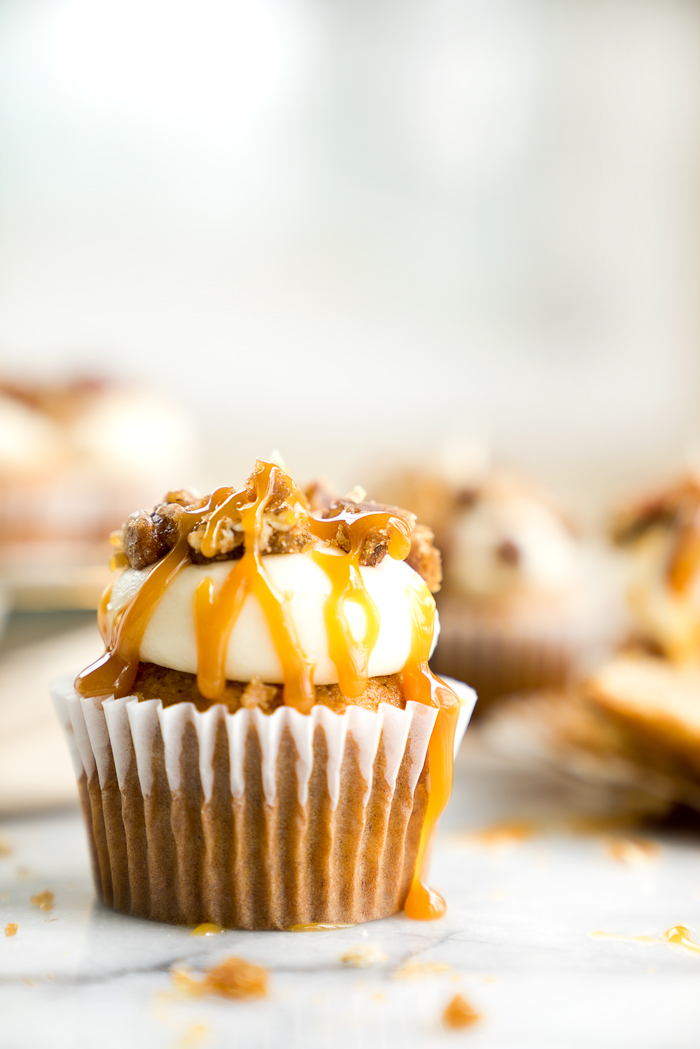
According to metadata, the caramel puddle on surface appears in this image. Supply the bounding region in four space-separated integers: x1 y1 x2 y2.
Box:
287 922 356 932
591 931 663 945
191 923 224 937
592 926 700 954
448 820 538 849
663 926 700 954
605 837 660 866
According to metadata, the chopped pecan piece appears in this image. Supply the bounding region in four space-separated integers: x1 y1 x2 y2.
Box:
188 516 244 562
240 677 278 710
123 510 173 570
319 498 416 567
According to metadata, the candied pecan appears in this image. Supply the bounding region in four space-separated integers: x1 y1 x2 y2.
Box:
319 498 417 567
123 510 172 570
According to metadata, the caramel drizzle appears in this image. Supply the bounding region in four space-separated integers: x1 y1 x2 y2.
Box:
401 583 460 921
309 510 410 698
76 460 459 921
194 473 315 712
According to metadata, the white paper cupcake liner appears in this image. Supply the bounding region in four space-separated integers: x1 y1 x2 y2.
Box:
51 675 475 929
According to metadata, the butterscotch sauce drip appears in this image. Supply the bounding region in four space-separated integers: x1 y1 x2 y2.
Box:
402 582 460 921
77 463 315 707
193 473 314 711
309 509 410 698
76 460 461 921
97 583 113 644
77 538 193 697
663 926 700 954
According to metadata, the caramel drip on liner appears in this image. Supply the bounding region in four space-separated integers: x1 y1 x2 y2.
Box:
402 583 460 921
76 461 459 921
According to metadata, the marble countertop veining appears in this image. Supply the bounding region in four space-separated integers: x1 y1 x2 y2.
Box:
2 743 700 1049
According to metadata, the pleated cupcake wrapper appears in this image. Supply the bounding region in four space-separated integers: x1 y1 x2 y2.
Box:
51 676 475 929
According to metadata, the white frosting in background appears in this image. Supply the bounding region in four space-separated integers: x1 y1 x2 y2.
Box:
69 387 193 479
107 550 439 684
0 394 62 477
449 492 579 599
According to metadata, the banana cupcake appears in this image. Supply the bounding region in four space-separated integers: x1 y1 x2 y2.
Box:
51 460 475 929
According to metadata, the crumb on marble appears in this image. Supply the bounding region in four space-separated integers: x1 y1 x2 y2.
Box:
17 866 33 880
442 993 481 1030
391 960 451 980
606 837 659 867
460 820 536 847
30 891 54 912
175 1022 211 1048
172 957 268 1001
4 923 18 937
341 943 388 968
0 834 12 857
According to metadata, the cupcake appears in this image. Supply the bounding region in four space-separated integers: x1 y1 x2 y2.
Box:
51 459 475 929
478 474 700 816
0 376 193 548
382 469 608 714
611 473 700 661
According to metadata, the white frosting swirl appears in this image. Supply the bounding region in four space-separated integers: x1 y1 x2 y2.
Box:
107 550 438 685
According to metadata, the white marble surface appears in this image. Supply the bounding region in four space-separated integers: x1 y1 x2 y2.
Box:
2 741 700 1049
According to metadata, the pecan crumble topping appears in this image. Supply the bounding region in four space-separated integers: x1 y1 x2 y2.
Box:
112 470 442 591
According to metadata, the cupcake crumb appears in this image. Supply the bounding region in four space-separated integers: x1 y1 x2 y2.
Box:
392 960 451 980
606 837 659 866
30 891 54 912
341 943 388 968
175 1022 211 1048
172 957 268 1000
4 923 18 937
442 993 481 1030
0 834 12 857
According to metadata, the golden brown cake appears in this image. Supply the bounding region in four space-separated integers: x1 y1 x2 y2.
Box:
51 459 475 929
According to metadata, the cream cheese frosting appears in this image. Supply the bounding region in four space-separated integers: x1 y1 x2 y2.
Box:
106 548 439 684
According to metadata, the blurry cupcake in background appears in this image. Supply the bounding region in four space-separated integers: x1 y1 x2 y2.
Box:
0 376 194 608
611 473 700 661
379 458 618 715
479 472 700 821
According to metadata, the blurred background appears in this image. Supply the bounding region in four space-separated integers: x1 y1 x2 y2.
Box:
1 0 700 808
2 0 700 498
